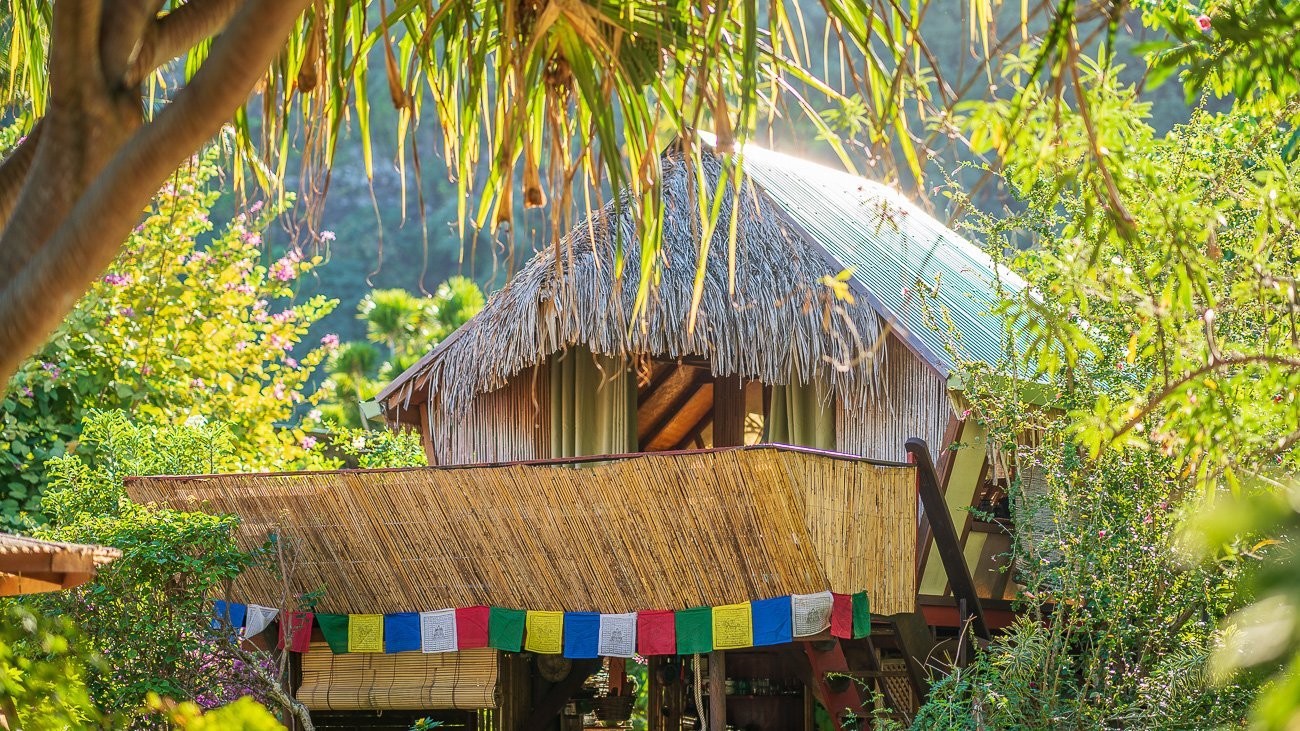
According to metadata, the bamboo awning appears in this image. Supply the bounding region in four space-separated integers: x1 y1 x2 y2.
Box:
0 532 120 596
125 446 917 615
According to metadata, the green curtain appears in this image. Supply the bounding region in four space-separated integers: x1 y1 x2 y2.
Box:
765 379 835 450
549 345 637 457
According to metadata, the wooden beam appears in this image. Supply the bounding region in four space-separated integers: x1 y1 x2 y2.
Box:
916 414 964 583
644 383 714 451
889 612 934 700
521 658 601 731
712 375 744 448
906 438 990 640
708 651 727 731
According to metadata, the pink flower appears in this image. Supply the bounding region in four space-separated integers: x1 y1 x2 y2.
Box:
285 358 299 369
1097 529 1107 538
301 436 318 450
319 230 336 242
272 382 287 401
1196 14 1211 31
102 273 132 287
268 334 291 351
270 259 296 281
272 309 297 323
320 334 340 349
249 200 265 213
242 232 263 246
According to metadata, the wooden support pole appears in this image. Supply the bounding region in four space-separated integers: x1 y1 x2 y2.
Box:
708 651 727 731
906 438 990 640
712 375 744 447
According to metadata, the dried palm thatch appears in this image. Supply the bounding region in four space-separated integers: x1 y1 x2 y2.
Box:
380 152 884 421
0 532 120 596
126 446 916 616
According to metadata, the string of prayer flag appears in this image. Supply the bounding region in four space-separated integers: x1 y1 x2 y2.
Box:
384 613 421 653
751 595 793 646
278 611 314 653
637 610 676 656
830 593 853 639
489 607 525 652
524 611 564 655
243 604 279 640
712 603 753 650
456 606 490 649
348 614 384 653
562 612 600 659
791 591 833 637
212 600 246 632
316 614 350 654
420 609 458 654
674 607 713 655
851 592 871 639
597 613 637 658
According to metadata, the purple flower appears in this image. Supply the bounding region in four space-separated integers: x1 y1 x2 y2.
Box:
118 306 135 318
40 362 61 379
102 273 132 287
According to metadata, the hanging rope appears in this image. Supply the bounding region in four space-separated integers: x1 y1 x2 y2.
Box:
693 653 707 730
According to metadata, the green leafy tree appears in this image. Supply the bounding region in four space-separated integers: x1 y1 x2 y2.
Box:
31 411 293 728
0 149 337 528
318 278 484 428
0 602 101 729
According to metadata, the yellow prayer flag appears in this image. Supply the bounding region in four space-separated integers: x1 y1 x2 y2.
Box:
348 614 384 653
524 611 564 654
712 602 753 650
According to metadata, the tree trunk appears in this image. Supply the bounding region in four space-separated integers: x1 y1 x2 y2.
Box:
0 0 311 384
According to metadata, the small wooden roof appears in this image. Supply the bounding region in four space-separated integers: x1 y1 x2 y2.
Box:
0 532 120 596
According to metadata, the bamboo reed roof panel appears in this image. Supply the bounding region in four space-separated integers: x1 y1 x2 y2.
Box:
0 532 121 597
126 446 916 615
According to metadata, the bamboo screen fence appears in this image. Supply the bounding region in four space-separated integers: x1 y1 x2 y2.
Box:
297 643 498 710
127 446 916 616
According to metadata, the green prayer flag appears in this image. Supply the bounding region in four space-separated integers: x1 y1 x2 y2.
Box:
489 607 526 652
852 592 871 639
675 606 713 655
317 613 350 653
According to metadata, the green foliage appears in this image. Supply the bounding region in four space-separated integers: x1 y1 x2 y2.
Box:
0 602 100 729
331 428 428 470
317 278 484 428
31 411 280 727
0 149 338 529
148 695 286 731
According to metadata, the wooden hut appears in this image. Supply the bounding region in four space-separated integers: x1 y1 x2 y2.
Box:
0 532 119 596
129 141 1029 730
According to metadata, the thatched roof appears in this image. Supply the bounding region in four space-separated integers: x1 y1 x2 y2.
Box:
380 140 1028 421
125 446 917 616
0 532 120 596
380 150 885 419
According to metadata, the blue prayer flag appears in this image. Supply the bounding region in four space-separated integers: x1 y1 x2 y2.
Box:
212 600 247 631
563 612 600 658
384 613 422 653
752 595 793 646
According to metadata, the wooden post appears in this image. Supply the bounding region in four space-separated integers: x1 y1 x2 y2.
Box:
713 375 744 447
708 651 727 731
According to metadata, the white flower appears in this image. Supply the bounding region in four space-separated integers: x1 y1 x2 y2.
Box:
307 409 322 422
351 436 367 450
184 414 208 429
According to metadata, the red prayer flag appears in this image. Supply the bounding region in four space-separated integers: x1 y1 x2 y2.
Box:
638 610 676 656
278 611 314 653
830 593 853 639
457 606 490 649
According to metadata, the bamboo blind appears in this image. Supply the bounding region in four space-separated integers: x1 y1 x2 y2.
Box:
127 447 915 615
837 334 952 462
297 643 498 710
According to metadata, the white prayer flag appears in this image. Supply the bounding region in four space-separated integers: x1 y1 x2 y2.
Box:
792 591 834 637
420 609 458 653
597 612 637 658
243 604 279 639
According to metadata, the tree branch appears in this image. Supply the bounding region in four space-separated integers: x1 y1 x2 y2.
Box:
0 0 308 383
0 121 43 231
126 0 244 87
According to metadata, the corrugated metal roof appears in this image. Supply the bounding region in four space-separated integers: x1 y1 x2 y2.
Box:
734 142 1028 378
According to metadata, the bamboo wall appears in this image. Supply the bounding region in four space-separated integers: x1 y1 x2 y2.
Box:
297 643 498 710
836 334 952 462
426 365 549 465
